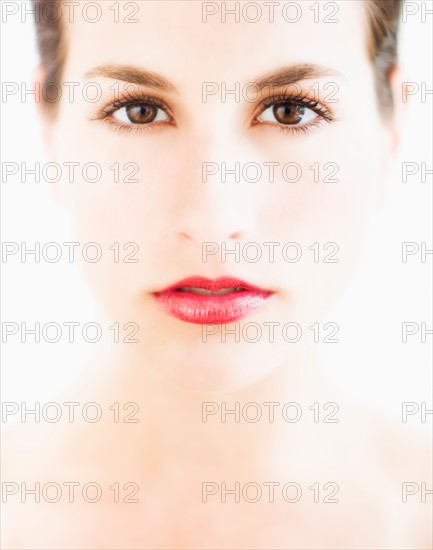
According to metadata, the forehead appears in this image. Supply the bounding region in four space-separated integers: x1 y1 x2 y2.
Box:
62 1 369 87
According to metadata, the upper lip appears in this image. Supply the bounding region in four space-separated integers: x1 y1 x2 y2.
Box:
154 276 273 294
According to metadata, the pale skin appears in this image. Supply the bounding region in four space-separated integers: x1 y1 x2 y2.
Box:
2 1 431 548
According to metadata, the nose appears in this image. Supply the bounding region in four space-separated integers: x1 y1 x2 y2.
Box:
171 135 259 244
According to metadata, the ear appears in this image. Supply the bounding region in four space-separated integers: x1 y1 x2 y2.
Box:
374 66 407 209
33 64 54 152
32 64 65 206
389 66 410 154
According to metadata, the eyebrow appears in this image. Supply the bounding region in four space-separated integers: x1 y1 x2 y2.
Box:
253 64 343 91
84 63 342 94
84 65 178 93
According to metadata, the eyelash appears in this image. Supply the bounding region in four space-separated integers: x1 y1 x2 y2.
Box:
91 90 334 136
91 92 173 135
254 92 333 135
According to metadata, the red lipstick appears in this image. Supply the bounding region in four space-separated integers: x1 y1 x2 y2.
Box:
153 276 273 324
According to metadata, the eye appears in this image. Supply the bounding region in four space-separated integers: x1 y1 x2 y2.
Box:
112 102 170 125
257 101 319 126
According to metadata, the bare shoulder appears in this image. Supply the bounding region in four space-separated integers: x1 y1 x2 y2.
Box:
370 412 431 478
369 413 432 549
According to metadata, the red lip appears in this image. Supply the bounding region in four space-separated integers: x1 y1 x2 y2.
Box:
153 276 273 325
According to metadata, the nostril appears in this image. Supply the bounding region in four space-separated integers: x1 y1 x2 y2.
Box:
177 231 243 241
178 231 193 241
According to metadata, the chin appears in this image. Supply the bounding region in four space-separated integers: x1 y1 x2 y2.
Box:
132 335 292 393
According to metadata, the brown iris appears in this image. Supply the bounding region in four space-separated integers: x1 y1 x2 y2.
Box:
273 103 305 125
125 104 158 124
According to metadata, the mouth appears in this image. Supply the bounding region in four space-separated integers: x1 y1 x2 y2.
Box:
152 276 274 325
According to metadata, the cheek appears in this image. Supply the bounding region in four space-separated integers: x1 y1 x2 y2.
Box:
256 121 384 318
259 130 375 241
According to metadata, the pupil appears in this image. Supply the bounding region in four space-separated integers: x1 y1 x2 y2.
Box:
126 104 156 124
273 103 304 125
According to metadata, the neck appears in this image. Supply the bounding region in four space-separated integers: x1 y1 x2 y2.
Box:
79 341 326 479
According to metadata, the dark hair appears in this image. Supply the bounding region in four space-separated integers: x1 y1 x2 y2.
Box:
366 0 402 114
34 0 403 115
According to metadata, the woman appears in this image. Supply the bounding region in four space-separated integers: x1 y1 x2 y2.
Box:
2 0 431 547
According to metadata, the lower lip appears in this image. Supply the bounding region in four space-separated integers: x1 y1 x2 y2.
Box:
153 289 273 324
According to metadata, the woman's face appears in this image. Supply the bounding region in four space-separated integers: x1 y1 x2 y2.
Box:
47 0 396 392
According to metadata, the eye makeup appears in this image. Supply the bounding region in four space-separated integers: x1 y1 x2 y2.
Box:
89 85 335 136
